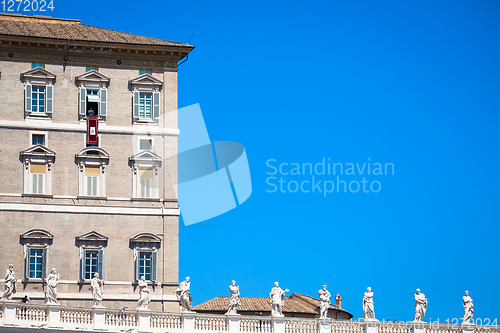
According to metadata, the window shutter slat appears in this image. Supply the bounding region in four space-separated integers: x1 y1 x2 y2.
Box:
39 174 44 194
79 87 87 115
32 174 37 194
25 248 29 279
135 251 140 281
133 91 139 118
99 89 107 116
151 251 157 281
98 249 104 279
81 249 86 280
42 248 47 279
93 176 98 196
25 84 32 112
153 91 160 119
86 176 92 196
45 85 53 113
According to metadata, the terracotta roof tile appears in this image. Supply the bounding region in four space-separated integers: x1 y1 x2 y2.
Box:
0 14 191 47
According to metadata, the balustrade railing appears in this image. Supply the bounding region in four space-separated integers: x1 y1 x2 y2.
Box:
332 321 365 333
60 307 92 325
285 318 318 333
150 312 183 329
195 314 227 331
15 303 47 322
104 309 137 327
241 317 273 333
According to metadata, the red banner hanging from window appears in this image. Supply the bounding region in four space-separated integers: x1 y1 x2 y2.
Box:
87 116 99 145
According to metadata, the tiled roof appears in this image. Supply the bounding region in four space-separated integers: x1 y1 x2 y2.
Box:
193 293 351 316
0 14 192 48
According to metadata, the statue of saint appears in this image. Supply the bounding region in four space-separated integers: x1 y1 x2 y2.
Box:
91 273 104 307
270 282 289 317
318 285 331 319
45 268 60 305
176 276 192 311
225 280 241 315
363 287 376 321
1 264 17 300
136 276 150 310
462 291 474 325
413 289 427 322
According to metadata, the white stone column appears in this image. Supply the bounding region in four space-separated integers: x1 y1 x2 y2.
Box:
136 309 151 330
365 320 379 333
46 304 61 328
272 317 286 333
1 301 18 326
182 312 197 333
92 307 106 330
227 314 241 332
318 318 332 333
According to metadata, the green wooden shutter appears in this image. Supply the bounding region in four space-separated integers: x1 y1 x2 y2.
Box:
81 249 86 280
135 251 140 281
45 85 53 113
133 91 139 118
79 87 87 115
98 249 104 279
151 251 157 281
24 248 29 279
99 89 107 116
42 248 47 279
25 84 32 112
153 91 160 119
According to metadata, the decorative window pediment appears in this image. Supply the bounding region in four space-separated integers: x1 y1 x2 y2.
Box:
129 150 162 163
129 150 162 198
131 233 160 282
21 229 53 241
130 233 162 245
76 147 109 197
76 70 110 86
21 67 56 84
129 74 162 89
76 231 109 242
21 144 56 161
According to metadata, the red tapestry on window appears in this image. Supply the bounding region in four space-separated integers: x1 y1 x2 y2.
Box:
86 116 99 144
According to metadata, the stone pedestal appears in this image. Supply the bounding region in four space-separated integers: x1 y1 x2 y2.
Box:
272 317 286 333
182 312 197 331
365 320 379 333
136 308 151 330
227 314 241 332
1 300 18 326
318 319 332 333
412 321 426 333
461 323 475 333
91 307 106 330
46 304 61 328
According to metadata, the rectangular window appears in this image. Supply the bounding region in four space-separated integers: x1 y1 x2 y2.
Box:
31 86 46 113
32 134 45 146
139 69 151 75
86 65 98 72
85 167 100 196
140 139 152 150
31 62 44 69
84 250 98 280
138 252 151 281
139 93 152 119
28 249 43 279
30 164 45 194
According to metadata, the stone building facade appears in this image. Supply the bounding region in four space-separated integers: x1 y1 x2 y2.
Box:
0 13 193 311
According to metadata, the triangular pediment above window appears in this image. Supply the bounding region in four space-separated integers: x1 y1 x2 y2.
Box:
21 229 53 240
20 144 56 158
129 150 162 162
21 67 56 80
76 231 109 242
129 74 162 87
76 70 110 84
130 233 161 245
76 147 110 160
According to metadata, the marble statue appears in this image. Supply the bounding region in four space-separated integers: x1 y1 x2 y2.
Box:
462 290 474 324
45 268 60 305
225 280 241 315
136 276 150 310
91 273 104 307
1 264 17 300
363 287 376 321
318 285 331 319
269 282 289 317
413 289 427 322
176 276 192 311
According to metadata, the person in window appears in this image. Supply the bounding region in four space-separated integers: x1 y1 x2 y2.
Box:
88 108 95 116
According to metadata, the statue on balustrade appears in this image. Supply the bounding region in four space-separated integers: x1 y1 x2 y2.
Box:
462 290 474 325
270 281 289 317
45 268 60 305
363 287 376 321
225 280 241 315
413 288 427 322
136 276 150 310
91 273 104 307
1 264 17 300
176 276 192 312
318 285 331 319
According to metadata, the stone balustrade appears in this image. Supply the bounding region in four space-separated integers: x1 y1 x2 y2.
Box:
0 301 498 333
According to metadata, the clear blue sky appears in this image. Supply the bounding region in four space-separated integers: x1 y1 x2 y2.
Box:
21 0 500 322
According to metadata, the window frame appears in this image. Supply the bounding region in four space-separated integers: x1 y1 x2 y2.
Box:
31 62 45 69
21 68 56 118
20 229 53 281
76 147 109 198
20 145 56 196
129 150 162 199
76 231 108 282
